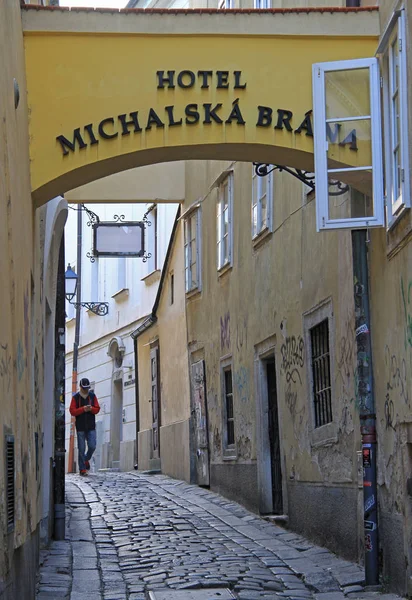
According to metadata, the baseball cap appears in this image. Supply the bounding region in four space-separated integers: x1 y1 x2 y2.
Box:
80 378 91 389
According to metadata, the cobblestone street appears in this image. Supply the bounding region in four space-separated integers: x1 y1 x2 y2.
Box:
36 472 404 600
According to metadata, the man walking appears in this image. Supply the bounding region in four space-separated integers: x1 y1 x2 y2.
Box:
69 378 100 476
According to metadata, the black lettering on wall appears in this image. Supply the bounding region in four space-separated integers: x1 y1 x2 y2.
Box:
146 108 165 129
118 112 142 136
56 128 87 156
226 99 245 125
157 70 175 89
165 106 183 127
84 124 99 146
234 71 247 89
198 71 213 89
326 123 341 143
98 118 119 140
185 104 200 124
275 109 293 132
256 105 273 127
339 129 358 151
295 110 313 137
177 71 196 89
203 103 223 124
216 71 229 89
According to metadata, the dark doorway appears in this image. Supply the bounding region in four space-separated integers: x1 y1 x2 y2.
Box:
266 360 283 514
150 345 160 460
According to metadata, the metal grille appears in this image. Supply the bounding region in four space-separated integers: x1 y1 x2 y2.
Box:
224 369 235 447
310 319 332 428
6 436 15 532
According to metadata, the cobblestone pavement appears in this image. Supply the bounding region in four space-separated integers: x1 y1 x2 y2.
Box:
36 472 405 600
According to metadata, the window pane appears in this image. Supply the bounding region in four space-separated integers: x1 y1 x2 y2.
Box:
191 237 197 266
222 234 229 264
391 38 399 94
327 119 372 170
190 261 197 289
252 204 258 236
260 194 267 230
259 177 267 202
223 206 229 236
325 68 370 120
328 175 373 221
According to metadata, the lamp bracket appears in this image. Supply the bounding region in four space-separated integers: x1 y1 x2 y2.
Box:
253 163 349 196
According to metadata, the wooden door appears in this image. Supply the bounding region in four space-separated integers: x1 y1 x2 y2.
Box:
150 346 160 460
191 360 210 486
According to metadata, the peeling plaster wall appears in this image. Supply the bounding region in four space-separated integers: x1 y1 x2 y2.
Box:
182 157 363 555
0 0 48 597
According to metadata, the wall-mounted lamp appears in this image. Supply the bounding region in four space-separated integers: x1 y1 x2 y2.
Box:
65 264 109 316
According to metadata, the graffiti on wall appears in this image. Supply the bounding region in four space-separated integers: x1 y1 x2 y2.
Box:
23 284 29 368
16 337 24 382
234 366 250 403
0 343 12 393
280 335 304 385
385 345 409 407
220 311 230 351
280 335 305 435
236 316 248 353
34 349 40 420
401 277 412 350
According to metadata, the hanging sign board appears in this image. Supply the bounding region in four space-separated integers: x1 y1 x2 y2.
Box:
93 221 145 257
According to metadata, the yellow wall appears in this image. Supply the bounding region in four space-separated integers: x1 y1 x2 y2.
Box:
137 218 191 479
0 0 46 593
22 8 378 205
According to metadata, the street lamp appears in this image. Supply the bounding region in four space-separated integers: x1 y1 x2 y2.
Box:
64 264 109 316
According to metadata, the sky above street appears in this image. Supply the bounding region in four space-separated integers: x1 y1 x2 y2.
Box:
60 1 128 8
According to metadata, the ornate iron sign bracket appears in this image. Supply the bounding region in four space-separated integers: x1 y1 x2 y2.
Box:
69 301 109 317
253 163 349 196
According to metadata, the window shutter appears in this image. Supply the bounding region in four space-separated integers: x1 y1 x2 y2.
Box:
313 58 384 230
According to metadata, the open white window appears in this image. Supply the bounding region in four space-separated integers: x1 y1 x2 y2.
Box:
313 58 384 231
378 9 410 225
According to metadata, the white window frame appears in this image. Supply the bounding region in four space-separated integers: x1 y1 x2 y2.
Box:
313 57 384 231
219 0 233 8
379 9 410 225
217 174 233 271
184 208 201 293
254 0 271 7
252 166 273 238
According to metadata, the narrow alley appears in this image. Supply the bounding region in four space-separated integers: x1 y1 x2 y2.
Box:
36 472 403 600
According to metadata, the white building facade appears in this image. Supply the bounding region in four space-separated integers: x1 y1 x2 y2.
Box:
65 191 179 473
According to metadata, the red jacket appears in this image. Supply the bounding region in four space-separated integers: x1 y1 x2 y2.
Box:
69 392 100 431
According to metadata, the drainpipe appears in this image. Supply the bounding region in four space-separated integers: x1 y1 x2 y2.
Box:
54 236 66 540
352 229 379 586
67 206 83 473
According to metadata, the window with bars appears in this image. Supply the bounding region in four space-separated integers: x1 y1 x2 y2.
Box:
310 319 332 428
6 435 15 532
224 368 235 448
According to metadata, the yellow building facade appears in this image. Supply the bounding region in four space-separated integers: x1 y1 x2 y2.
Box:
0 0 411 596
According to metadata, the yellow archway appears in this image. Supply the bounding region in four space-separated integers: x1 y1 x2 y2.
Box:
22 6 379 206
